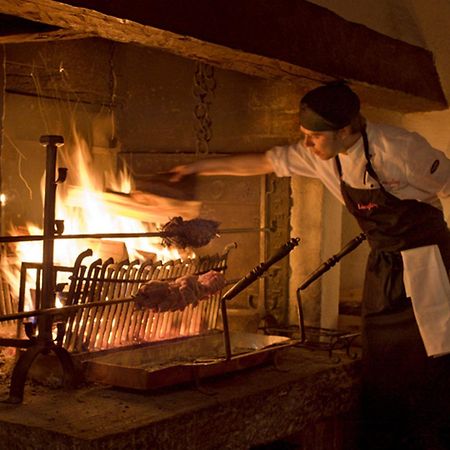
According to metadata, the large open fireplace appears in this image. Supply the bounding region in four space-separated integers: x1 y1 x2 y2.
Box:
0 128 303 400
0 36 303 401
0 1 447 448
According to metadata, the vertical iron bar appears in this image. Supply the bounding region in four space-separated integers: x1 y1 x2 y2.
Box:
16 263 28 338
221 299 232 360
296 289 306 343
38 135 64 343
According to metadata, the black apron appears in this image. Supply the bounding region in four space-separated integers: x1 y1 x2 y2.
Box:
336 130 450 450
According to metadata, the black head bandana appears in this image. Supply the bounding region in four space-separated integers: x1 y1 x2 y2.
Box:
299 82 360 131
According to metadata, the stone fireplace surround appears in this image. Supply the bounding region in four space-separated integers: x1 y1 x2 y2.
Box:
0 1 446 447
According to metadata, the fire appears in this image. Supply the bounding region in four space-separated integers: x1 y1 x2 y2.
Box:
2 131 191 311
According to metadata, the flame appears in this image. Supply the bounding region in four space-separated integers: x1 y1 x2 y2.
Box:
2 131 190 312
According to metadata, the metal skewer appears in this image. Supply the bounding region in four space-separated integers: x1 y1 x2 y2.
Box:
0 226 272 244
0 277 244 324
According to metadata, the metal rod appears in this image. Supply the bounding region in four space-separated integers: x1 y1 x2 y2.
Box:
0 278 241 324
38 135 64 342
0 227 272 244
65 274 239 285
0 338 34 348
220 237 301 360
297 233 366 291
0 295 137 323
295 233 367 342
221 299 232 360
4 135 78 404
222 237 301 302
295 290 306 343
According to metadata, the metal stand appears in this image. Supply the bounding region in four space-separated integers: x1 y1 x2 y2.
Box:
295 233 366 360
5 135 77 404
220 237 301 360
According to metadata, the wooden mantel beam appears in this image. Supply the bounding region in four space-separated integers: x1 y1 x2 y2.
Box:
0 0 447 113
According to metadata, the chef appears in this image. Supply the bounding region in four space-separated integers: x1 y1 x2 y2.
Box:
170 82 450 449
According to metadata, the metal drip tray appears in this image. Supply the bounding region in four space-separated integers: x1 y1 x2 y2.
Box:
83 331 295 390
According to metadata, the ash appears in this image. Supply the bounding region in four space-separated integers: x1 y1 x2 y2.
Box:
0 324 20 393
0 348 14 394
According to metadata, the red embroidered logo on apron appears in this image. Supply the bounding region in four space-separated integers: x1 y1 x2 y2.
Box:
357 202 379 210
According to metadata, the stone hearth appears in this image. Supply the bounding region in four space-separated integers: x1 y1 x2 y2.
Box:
0 347 360 450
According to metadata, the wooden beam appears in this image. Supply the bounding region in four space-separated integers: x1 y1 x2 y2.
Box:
0 29 93 44
0 0 446 112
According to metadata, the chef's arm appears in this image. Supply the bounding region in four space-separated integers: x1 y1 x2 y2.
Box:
169 153 273 181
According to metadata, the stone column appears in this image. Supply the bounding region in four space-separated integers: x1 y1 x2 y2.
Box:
289 176 342 329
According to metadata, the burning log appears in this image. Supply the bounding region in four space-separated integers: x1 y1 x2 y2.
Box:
134 270 226 313
65 185 202 222
90 239 128 262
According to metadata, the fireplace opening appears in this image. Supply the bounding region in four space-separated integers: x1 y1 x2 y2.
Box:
0 36 365 404
0 130 304 404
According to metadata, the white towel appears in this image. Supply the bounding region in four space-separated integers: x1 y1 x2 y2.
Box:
401 245 450 357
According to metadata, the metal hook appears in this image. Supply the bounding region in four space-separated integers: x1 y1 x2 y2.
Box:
56 167 68 183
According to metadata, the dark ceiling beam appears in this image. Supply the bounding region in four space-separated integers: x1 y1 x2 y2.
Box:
0 0 447 113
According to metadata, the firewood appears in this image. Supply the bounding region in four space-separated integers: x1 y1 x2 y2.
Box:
64 185 201 223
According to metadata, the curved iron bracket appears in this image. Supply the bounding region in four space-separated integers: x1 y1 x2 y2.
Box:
5 341 77 404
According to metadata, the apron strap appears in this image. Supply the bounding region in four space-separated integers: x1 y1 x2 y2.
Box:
335 128 385 189
362 129 382 185
335 154 343 177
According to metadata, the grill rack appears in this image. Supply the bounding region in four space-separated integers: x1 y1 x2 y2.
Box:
18 249 231 354
66 250 228 352
262 325 360 362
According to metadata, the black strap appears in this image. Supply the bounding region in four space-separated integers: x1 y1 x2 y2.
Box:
362 129 381 184
335 129 383 188
335 154 343 177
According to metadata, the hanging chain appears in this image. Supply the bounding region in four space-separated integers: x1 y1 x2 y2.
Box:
0 46 5 235
192 62 216 155
108 42 118 148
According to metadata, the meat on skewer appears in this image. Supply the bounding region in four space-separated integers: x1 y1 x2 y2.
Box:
134 270 226 312
160 217 220 249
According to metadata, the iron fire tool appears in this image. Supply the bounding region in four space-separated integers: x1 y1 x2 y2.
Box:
295 232 366 357
4 135 77 404
220 237 301 360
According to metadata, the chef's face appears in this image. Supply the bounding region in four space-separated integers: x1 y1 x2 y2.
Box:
299 126 345 160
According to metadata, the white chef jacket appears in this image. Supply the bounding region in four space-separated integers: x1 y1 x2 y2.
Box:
266 121 450 209
267 121 450 356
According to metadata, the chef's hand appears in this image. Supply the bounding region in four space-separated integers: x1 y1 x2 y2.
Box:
168 164 197 182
